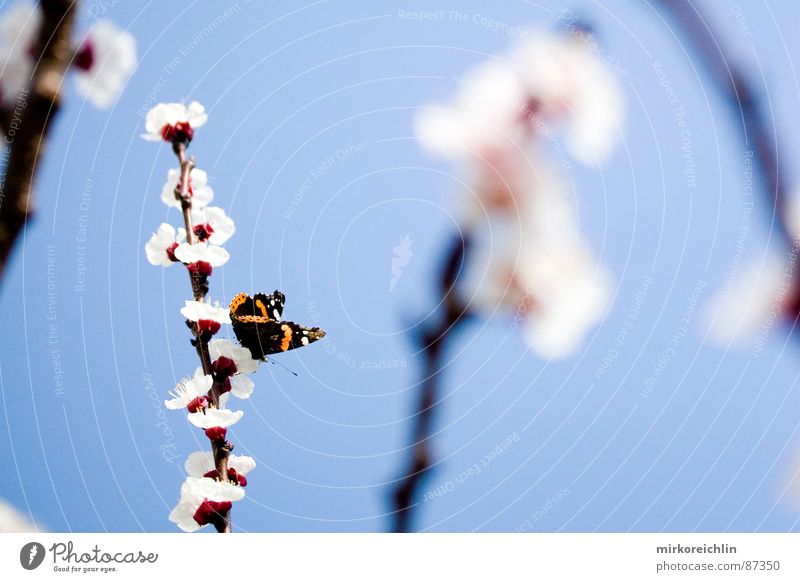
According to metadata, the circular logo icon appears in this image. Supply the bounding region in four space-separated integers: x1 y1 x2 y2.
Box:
19 542 45 570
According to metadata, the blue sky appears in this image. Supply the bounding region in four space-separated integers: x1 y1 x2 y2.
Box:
2 0 800 532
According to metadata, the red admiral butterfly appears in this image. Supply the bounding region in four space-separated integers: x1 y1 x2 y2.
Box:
229 291 325 359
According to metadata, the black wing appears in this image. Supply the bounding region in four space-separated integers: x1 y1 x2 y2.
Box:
232 318 325 359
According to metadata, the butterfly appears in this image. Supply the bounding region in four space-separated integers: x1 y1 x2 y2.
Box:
229 291 325 360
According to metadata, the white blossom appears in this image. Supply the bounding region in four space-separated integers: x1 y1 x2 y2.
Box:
174 242 229 267
184 451 256 478
228 374 254 399
144 223 185 266
160 168 214 209
180 300 231 325
164 368 212 410
191 206 235 245
168 476 244 532
209 338 258 374
187 408 243 429
142 101 207 141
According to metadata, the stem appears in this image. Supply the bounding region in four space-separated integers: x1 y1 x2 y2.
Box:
391 232 472 532
651 0 792 250
0 0 77 279
172 144 231 533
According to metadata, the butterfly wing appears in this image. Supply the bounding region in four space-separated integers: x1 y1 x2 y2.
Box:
232 317 325 359
230 290 285 321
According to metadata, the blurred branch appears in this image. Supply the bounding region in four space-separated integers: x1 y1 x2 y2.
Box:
0 0 77 279
651 0 793 249
390 231 472 533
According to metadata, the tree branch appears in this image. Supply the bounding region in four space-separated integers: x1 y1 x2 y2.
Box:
390 231 472 532
172 143 231 533
651 0 792 249
0 0 77 278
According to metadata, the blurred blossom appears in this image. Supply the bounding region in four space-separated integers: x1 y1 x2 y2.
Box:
415 31 624 165
415 60 528 160
703 257 788 345
73 20 137 108
0 498 38 532
460 154 612 358
0 3 136 108
415 29 621 358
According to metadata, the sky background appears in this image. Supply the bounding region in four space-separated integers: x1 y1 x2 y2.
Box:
2 0 800 533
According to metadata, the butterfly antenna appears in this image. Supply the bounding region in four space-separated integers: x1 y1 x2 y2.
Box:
267 357 298 377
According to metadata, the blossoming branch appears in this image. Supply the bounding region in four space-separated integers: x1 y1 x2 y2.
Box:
144 101 325 532
143 101 254 533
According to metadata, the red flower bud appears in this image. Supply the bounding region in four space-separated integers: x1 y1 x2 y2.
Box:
193 499 232 527
186 396 209 413
204 426 227 441
187 261 213 277
166 242 180 262
193 223 215 242
197 319 221 335
161 121 194 144
74 41 95 71
212 356 237 378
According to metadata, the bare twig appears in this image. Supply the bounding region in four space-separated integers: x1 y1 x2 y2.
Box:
0 0 77 278
651 0 792 250
391 231 472 532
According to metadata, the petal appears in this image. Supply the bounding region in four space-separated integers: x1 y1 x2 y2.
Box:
229 375 254 399
184 476 244 502
160 168 182 208
184 451 214 477
187 408 243 429
168 501 202 532
186 101 208 128
229 455 256 476
204 245 230 267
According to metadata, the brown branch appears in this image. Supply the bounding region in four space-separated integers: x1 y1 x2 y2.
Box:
651 0 792 249
172 143 231 533
390 231 472 532
0 0 77 278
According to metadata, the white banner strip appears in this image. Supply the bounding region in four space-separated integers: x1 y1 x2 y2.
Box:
1 533 798 580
